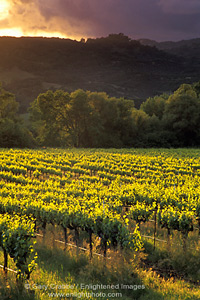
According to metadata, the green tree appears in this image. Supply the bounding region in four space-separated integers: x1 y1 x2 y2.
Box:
115 98 136 146
68 89 93 147
140 93 168 119
0 84 18 120
88 93 135 147
30 89 97 147
0 84 35 148
30 89 137 148
192 81 200 98
163 84 200 146
0 119 34 148
130 109 150 146
30 90 70 146
141 114 175 147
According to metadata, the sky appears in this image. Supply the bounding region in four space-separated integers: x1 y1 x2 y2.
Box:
0 0 199 41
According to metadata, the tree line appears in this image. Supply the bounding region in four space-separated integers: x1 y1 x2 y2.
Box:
1 81 200 148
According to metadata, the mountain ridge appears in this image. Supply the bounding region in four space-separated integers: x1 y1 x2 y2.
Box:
0 34 199 112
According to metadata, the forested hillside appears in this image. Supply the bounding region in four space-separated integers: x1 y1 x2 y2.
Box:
0 34 199 112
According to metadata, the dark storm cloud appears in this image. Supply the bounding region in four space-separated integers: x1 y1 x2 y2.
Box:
158 0 200 15
4 0 200 40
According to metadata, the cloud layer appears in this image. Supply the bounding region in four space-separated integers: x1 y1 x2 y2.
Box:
1 0 200 41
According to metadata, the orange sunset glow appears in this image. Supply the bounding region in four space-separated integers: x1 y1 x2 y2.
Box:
0 28 70 38
0 0 76 39
0 27 23 37
0 0 9 16
0 0 199 41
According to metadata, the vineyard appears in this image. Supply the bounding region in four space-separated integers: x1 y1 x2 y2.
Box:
0 148 200 299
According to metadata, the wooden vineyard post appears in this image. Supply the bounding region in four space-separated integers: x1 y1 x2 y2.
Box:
167 228 171 252
154 205 158 250
3 248 8 276
89 230 93 260
103 240 107 259
51 224 55 248
42 222 46 244
75 228 80 257
103 239 108 274
63 227 68 251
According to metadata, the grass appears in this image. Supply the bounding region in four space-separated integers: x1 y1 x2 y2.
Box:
140 222 200 284
0 225 200 300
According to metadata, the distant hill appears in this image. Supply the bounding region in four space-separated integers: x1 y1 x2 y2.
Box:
0 34 199 112
138 38 200 55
